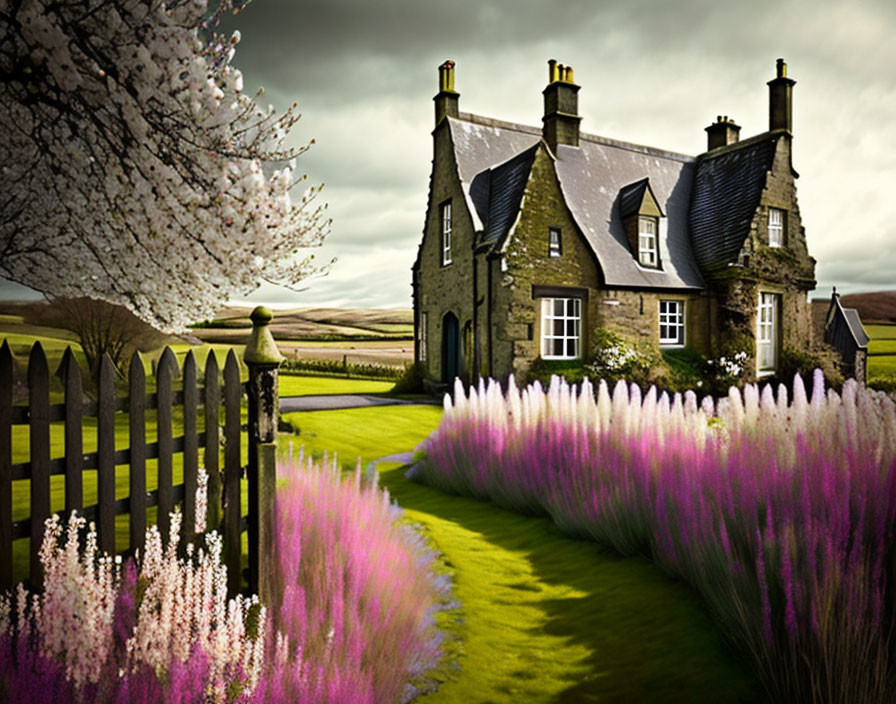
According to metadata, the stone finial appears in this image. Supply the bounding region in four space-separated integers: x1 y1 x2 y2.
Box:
244 306 284 365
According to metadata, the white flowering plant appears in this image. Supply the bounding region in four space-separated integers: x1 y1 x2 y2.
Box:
703 350 750 393
587 328 658 387
0 0 331 332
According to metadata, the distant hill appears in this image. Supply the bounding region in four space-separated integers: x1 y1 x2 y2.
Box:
839 291 896 324
192 306 414 343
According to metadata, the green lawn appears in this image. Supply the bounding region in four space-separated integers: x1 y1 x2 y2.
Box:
867 324 896 340
278 375 395 397
867 324 896 377
10 403 251 584
869 356 896 375
279 406 760 703
870 340 896 355
6 323 761 699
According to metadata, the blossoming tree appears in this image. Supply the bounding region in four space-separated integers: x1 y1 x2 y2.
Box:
0 0 329 332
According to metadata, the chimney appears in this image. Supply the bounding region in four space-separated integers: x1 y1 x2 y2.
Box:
434 60 459 126
767 58 795 133
705 115 741 151
542 59 581 153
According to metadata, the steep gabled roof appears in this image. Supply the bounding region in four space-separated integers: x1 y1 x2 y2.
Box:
689 134 779 272
469 144 538 249
843 308 870 347
825 293 869 365
619 177 664 219
448 113 704 289
449 116 541 232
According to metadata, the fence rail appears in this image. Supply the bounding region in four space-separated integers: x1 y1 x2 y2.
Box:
0 307 282 599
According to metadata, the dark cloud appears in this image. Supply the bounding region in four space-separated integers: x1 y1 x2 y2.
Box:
4 0 894 313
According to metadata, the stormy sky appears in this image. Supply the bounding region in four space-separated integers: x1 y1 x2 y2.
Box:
4 0 895 310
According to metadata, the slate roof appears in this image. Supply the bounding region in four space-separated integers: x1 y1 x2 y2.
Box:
469 144 538 249
448 114 704 289
689 135 779 272
843 308 870 347
618 178 664 219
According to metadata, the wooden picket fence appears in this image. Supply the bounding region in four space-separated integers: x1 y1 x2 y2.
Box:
0 340 249 596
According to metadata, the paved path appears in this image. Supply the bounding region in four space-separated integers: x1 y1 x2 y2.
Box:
280 394 439 412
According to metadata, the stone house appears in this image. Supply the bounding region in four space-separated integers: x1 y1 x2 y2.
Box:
412 58 819 386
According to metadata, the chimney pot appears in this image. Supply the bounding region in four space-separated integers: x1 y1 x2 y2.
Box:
768 57 795 133
434 60 459 125
542 59 581 151
777 58 786 78
705 115 741 151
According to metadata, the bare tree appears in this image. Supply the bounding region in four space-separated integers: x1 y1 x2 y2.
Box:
29 297 168 376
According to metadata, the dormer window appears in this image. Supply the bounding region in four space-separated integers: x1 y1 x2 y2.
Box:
638 217 658 267
619 177 664 270
768 208 784 247
441 201 452 265
548 227 562 258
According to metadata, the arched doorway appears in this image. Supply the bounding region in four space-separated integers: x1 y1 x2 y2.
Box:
441 312 460 384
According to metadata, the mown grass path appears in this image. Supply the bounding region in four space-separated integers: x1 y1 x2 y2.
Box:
281 405 760 703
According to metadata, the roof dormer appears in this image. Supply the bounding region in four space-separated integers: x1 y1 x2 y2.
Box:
619 178 664 269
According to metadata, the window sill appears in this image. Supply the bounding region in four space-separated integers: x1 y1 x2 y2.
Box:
659 343 685 349
541 355 582 361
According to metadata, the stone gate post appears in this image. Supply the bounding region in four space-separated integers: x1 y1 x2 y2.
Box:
244 306 284 602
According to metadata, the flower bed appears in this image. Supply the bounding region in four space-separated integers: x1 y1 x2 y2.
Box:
413 373 896 703
2 460 449 703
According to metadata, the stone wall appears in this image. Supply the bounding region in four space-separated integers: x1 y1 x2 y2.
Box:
705 135 817 379
415 122 477 383
492 145 600 380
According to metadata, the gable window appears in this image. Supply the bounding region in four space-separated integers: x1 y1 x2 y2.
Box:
768 208 784 247
638 216 658 267
541 297 581 359
757 292 779 372
659 300 685 347
441 201 452 265
548 227 562 258
418 312 427 362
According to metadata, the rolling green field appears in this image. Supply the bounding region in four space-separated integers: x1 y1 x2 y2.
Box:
867 324 896 377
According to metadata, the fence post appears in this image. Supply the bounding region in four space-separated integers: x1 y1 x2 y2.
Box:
244 306 284 603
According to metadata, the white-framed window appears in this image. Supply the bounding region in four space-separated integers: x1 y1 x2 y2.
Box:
541 297 581 359
441 201 452 265
768 208 784 247
757 292 779 371
659 300 685 347
418 312 427 362
548 227 562 258
638 216 658 267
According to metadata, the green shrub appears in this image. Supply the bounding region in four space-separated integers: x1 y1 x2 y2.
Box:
390 362 426 394
587 328 659 389
773 346 844 391
281 357 403 380
526 357 589 387
659 348 705 393
868 373 896 394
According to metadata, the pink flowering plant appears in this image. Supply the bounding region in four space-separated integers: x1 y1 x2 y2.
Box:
1 462 450 703
413 372 896 703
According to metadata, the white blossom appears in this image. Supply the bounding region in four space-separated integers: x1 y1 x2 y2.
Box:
0 0 331 332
